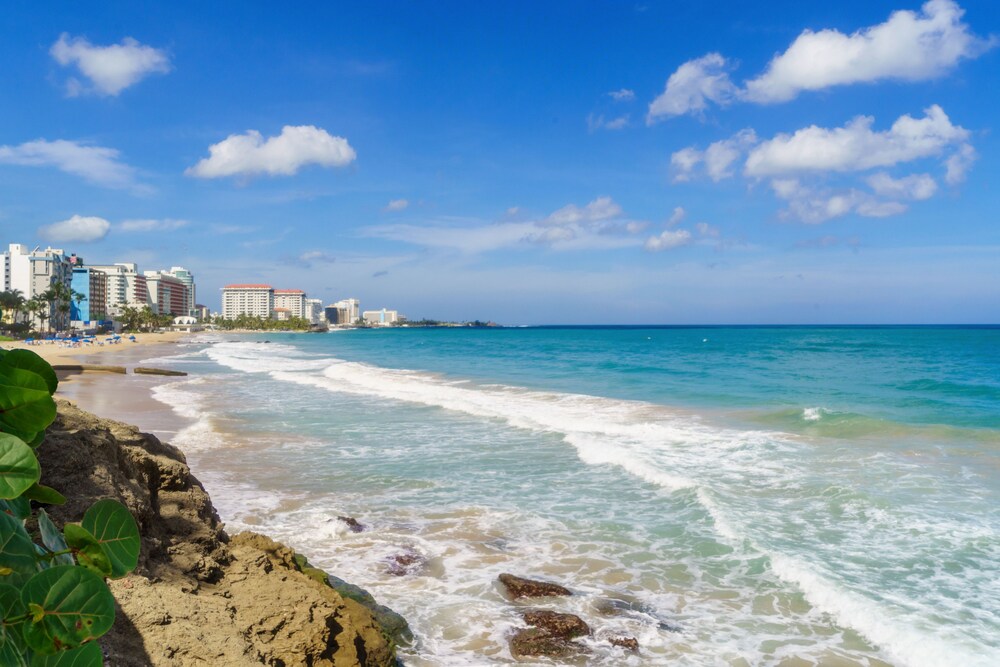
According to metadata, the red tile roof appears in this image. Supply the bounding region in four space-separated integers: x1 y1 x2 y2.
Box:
274 289 305 293
224 284 272 289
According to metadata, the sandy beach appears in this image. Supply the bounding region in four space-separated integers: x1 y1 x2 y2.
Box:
1 330 194 364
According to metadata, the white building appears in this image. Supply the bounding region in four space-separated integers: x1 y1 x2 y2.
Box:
163 267 196 317
362 308 399 326
144 271 190 316
332 298 360 325
222 284 274 320
305 298 324 325
2 244 73 330
273 289 307 319
88 263 150 317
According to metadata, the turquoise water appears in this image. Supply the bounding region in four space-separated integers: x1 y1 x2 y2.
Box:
146 326 999 666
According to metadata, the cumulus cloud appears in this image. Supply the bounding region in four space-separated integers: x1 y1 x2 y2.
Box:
647 53 737 123
299 250 336 266
744 105 967 177
608 88 636 102
771 179 908 223
119 218 189 232
744 0 995 103
671 129 758 182
186 125 356 178
0 139 139 189
667 206 686 226
50 33 170 96
384 199 409 212
944 143 976 184
38 215 111 243
545 196 623 226
866 172 937 200
644 229 692 251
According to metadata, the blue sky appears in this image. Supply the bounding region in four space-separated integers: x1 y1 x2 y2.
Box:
1 0 997 323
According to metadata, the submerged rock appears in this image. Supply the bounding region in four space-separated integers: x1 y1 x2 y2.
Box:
498 573 572 599
522 610 590 639
608 635 640 651
337 515 365 532
385 548 426 576
509 627 587 660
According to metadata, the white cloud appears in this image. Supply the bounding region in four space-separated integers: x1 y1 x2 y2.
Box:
667 206 686 226
545 196 623 226
696 222 720 237
944 143 976 184
119 218 189 232
50 33 170 96
38 215 111 243
671 129 757 182
744 0 995 103
186 125 356 178
866 172 937 200
744 105 968 177
644 229 692 251
299 250 336 266
0 139 139 189
771 179 908 223
670 148 703 183
608 88 636 102
384 199 409 212
647 53 737 123
587 114 630 132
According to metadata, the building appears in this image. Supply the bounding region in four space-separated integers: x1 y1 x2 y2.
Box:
143 271 189 316
222 284 274 320
194 304 211 321
2 243 73 331
88 263 150 316
305 298 324 325
273 289 307 319
273 307 291 321
329 298 360 325
163 267 196 317
70 267 108 327
362 308 399 326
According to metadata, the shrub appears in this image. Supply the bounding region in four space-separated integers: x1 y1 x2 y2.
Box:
0 349 139 665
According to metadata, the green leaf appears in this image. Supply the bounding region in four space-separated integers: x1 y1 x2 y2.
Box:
80 500 139 579
61 527 110 578
19 566 115 654
0 368 56 444
0 351 58 396
0 640 28 667
36 512 73 568
0 497 31 521
0 582 27 653
0 434 41 500
22 485 65 506
0 511 39 577
30 641 102 666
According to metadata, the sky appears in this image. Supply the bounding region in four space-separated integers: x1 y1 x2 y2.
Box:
0 0 998 324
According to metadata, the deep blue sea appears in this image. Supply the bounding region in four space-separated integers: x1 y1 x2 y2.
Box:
143 326 999 666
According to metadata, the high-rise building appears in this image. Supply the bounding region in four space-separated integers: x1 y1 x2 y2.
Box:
2 243 73 330
163 267 196 317
88 263 150 316
70 267 108 325
332 298 360 325
362 308 399 326
305 298 324 325
273 289 307 319
222 284 274 319
144 271 189 316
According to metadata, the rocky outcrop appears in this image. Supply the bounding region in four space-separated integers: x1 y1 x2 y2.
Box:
498 573 572 599
521 610 590 639
509 610 591 660
37 399 402 666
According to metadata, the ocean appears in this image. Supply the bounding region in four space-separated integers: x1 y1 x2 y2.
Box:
141 326 999 666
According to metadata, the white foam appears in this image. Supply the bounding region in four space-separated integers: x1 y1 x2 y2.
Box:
802 407 825 421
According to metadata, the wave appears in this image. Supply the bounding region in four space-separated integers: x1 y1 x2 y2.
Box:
200 340 999 667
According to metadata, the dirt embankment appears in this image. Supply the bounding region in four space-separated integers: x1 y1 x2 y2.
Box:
37 399 402 666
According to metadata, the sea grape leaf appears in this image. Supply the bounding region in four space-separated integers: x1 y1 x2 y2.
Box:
0 497 32 521
0 351 58 396
22 485 66 506
30 641 102 666
36 512 73 568
19 566 115 655
0 368 56 442
0 511 40 577
81 500 139 579
0 641 28 667
0 434 41 500
61 527 111 578
0 582 27 653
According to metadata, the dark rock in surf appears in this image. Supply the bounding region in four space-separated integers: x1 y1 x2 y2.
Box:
498 573 572 599
509 627 588 660
337 515 365 533
521 610 590 639
607 635 639 651
385 548 426 576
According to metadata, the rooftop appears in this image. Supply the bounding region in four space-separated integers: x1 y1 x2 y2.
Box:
274 289 305 294
224 284 272 289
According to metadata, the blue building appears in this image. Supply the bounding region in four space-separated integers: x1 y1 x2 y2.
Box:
70 267 108 326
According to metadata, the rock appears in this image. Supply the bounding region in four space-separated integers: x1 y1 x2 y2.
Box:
37 399 403 667
385 548 426 576
509 627 587 660
608 635 640 651
522 610 590 639
337 515 364 532
133 367 188 376
498 573 572 599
